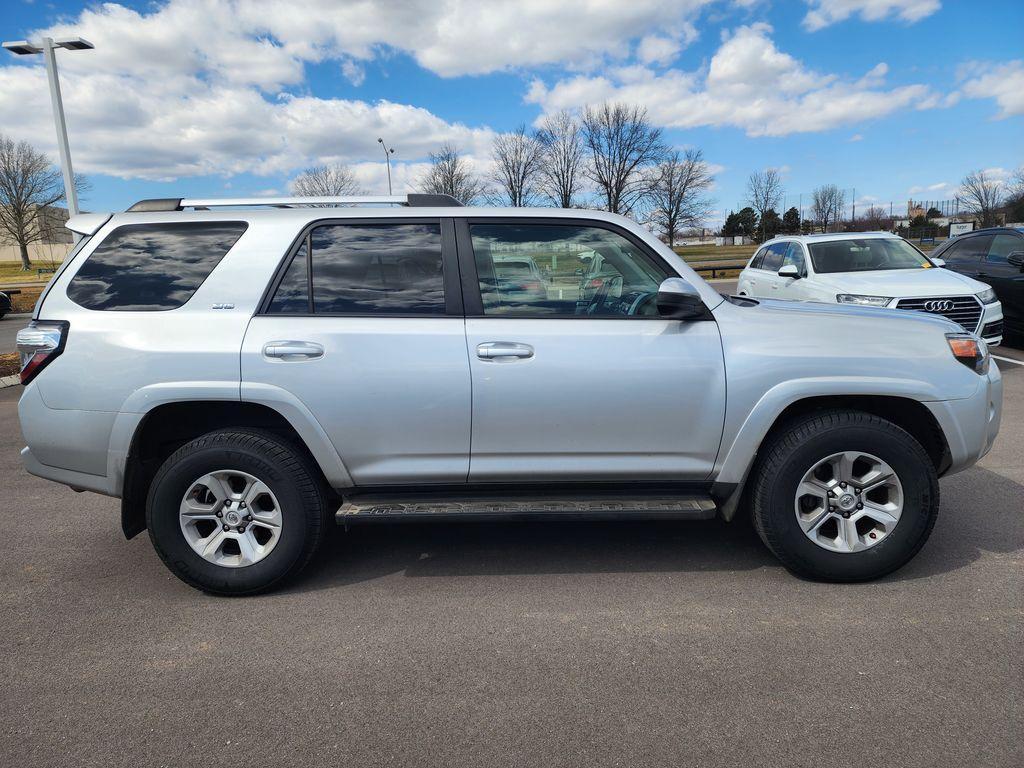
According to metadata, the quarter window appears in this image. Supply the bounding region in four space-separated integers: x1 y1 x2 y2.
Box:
470 223 668 317
67 222 246 311
268 222 445 315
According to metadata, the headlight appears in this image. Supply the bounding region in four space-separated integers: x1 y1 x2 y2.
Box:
946 333 989 374
976 287 998 304
836 294 892 307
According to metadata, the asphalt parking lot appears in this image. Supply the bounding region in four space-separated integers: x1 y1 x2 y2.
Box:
1 359 1022 767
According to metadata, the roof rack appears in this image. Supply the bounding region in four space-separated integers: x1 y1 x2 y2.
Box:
125 193 462 212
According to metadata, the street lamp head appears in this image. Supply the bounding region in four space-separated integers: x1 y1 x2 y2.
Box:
2 41 44 55
3 38 94 54
389 148 394 154
54 38 95 51
377 137 383 143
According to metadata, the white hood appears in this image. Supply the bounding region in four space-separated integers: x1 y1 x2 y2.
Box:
811 266 988 298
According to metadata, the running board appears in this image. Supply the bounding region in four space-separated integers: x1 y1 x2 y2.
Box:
336 495 718 523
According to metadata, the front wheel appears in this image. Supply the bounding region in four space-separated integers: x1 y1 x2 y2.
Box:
750 410 939 581
146 428 330 595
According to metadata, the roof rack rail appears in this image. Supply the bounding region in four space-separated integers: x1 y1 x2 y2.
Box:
125 193 462 212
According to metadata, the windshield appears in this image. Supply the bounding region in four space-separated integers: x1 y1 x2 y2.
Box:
808 238 931 273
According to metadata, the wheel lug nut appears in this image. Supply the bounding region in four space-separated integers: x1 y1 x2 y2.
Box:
222 524 230 531
245 514 252 521
240 502 246 509
840 482 847 489
829 505 836 512
216 511 223 518
857 503 863 510
238 525 246 533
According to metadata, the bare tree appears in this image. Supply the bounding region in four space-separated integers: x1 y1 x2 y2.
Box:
581 102 666 215
859 205 891 231
488 125 545 207
536 110 585 208
957 169 1004 228
291 164 362 197
0 134 85 270
418 143 485 204
811 184 845 233
647 149 715 246
746 169 784 242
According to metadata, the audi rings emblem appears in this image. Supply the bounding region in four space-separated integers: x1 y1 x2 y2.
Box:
924 299 955 312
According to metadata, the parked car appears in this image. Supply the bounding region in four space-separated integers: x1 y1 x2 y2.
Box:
736 233 1004 345
488 253 548 307
0 290 11 320
927 227 1024 340
17 196 1002 594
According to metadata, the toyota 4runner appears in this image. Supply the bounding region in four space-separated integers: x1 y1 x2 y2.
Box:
17 194 1003 594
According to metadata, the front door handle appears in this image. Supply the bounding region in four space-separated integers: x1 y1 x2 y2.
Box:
263 340 324 360
476 342 534 360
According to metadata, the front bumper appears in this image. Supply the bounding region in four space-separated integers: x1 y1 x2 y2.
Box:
924 361 1003 476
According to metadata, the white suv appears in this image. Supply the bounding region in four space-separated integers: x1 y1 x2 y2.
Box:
736 233 1004 345
17 197 1003 594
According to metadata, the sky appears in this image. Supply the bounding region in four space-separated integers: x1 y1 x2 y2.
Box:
1 0 1021 225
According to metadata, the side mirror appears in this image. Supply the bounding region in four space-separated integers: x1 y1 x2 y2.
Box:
656 277 707 320
931 257 946 268
778 264 800 279
1008 252 1024 269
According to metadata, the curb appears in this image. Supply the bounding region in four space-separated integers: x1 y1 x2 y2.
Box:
1 374 19 389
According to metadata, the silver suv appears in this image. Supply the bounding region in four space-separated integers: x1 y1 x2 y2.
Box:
17 195 1003 594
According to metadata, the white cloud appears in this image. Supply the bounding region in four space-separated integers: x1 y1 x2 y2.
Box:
802 0 941 31
908 181 952 195
849 133 864 141
957 60 1024 118
528 24 936 136
0 62 495 181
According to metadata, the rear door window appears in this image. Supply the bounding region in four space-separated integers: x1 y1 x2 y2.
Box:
67 222 246 311
267 222 446 315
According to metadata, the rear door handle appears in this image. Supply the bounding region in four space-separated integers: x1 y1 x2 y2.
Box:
476 342 534 360
263 340 324 360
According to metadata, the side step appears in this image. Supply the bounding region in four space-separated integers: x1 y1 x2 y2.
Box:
336 494 718 523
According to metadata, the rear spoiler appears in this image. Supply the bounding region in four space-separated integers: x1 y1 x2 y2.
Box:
66 212 112 236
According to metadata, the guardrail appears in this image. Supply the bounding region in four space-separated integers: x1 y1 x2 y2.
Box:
688 260 748 279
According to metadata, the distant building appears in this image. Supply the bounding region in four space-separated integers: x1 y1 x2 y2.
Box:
0 205 74 264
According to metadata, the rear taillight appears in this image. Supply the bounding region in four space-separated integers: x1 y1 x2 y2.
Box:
16 320 69 385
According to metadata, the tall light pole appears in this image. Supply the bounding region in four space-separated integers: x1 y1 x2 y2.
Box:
3 37 94 218
377 137 395 195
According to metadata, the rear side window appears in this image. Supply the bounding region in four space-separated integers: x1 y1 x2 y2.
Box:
67 222 246 311
267 222 445 315
750 247 767 269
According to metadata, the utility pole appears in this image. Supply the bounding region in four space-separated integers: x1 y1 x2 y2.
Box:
3 37 94 219
377 137 395 195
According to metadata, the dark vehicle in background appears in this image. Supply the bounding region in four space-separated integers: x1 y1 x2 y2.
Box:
931 227 1024 340
0 290 13 320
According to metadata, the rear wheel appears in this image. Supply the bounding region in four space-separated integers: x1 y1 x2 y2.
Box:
751 410 939 581
146 428 330 595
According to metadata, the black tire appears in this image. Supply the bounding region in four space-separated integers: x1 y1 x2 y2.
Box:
146 428 330 595
751 410 939 582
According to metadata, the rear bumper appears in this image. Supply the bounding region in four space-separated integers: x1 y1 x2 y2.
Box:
925 362 1003 476
21 446 117 496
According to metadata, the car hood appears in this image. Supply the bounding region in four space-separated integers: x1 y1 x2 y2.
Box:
810 267 987 297
749 296 961 333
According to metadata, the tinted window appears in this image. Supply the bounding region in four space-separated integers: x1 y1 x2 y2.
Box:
987 233 1023 264
937 238 978 266
808 238 931 273
471 223 668 317
750 247 767 270
269 223 445 315
67 222 246 311
267 241 309 313
761 243 787 272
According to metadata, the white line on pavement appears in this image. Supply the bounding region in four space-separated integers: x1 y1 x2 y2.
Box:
993 355 1024 367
